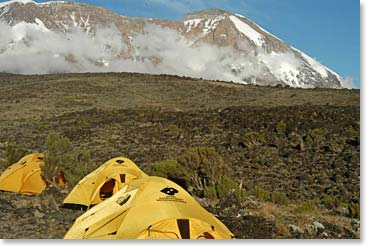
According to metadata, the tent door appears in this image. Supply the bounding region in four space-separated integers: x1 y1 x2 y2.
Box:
177 219 190 239
99 179 116 200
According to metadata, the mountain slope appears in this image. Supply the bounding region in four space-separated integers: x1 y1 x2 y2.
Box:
0 0 344 88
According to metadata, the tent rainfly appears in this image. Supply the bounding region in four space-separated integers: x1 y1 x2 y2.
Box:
62 157 147 210
0 153 46 195
64 176 234 239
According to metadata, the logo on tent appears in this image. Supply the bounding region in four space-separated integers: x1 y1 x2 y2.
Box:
160 187 178 196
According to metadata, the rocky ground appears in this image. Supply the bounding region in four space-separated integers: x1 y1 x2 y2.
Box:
0 72 360 239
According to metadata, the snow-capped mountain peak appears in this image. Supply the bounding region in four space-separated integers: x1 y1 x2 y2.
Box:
0 2 345 88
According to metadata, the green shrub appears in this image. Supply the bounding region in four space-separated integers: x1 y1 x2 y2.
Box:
348 203 360 219
42 132 97 190
177 147 227 195
5 142 30 167
242 132 266 149
150 159 185 178
254 186 271 201
271 191 289 205
295 200 317 214
276 121 287 135
216 175 244 199
204 185 217 200
321 196 339 209
152 147 240 201
310 128 324 141
344 126 358 139
167 124 181 135
338 202 349 209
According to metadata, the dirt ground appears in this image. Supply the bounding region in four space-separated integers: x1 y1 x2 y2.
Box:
0 72 360 239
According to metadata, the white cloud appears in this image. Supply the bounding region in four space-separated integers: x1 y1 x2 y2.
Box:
340 76 355 89
0 21 345 88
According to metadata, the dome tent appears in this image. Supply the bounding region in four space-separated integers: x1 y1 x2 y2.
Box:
64 176 234 239
62 157 147 210
0 153 46 194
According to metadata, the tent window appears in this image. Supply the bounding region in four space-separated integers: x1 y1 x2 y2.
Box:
116 159 124 164
120 174 126 183
99 179 115 200
177 219 190 239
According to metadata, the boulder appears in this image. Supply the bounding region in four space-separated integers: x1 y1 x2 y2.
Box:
34 210 45 219
313 221 325 233
288 224 304 234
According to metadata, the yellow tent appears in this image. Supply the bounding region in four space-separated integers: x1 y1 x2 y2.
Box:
64 176 234 239
62 157 147 209
0 153 46 194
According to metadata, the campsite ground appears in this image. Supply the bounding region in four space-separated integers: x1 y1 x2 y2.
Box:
0 72 360 239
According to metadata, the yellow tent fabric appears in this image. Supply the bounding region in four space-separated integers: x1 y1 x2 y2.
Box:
64 176 234 239
0 153 46 195
62 157 147 209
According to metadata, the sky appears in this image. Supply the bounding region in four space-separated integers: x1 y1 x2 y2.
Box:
0 0 361 87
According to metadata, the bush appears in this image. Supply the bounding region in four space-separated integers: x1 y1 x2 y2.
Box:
321 196 339 209
348 203 360 219
242 132 266 149
216 175 245 200
309 128 325 141
276 120 287 135
204 185 217 200
167 124 181 135
295 200 317 214
254 186 271 201
271 191 289 205
177 147 227 195
42 132 97 190
5 142 30 167
150 159 186 178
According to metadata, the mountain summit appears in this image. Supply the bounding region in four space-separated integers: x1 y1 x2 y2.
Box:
0 0 344 88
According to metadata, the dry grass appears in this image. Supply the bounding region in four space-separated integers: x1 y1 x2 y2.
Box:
249 201 355 238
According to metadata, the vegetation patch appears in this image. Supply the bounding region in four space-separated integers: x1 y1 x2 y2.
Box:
295 200 318 214
42 132 98 190
348 203 360 219
4 142 30 168
254 186 271 201
242 131 266 149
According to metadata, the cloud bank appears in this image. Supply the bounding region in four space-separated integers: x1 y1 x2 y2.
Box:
0 21 350 88
0 21 274 83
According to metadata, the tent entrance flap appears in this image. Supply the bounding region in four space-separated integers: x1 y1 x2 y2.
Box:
99 179 116 200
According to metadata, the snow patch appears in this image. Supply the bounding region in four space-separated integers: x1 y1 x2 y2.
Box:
70 12 79 27
128 35 133 43
300 52 328 78
291 46 342 80
229 15 265 47
38 1 65 5
0 5 10 17
184 18 202 32
235 13 246 19
34 18 49 32
203 15 225 35
259 51 302 87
